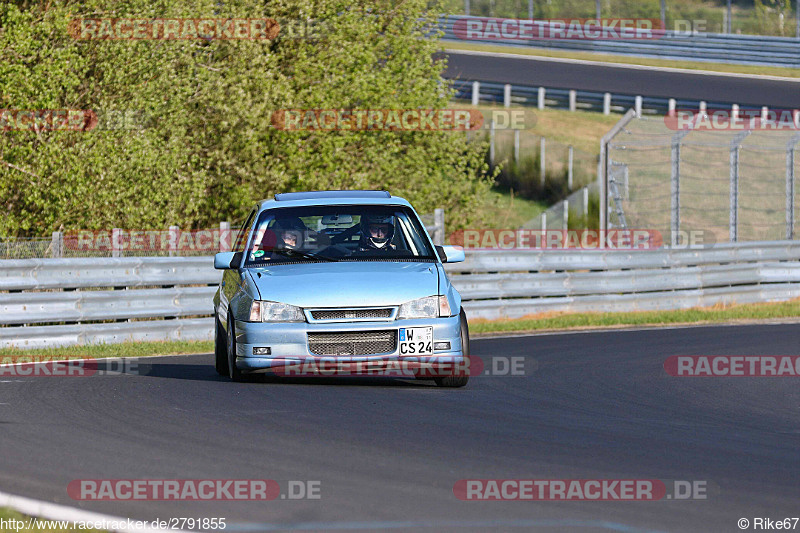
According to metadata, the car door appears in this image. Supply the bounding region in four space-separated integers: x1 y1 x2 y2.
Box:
219 209 256 323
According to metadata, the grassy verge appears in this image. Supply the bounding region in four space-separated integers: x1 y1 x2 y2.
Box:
0 508 102 532
470 299 800 335
444 42 800 79
0 340 213 359
474 188 548 229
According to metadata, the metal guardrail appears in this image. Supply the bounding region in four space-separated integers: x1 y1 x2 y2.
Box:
1 240 799 348
450 79 770 118
438 16 800 68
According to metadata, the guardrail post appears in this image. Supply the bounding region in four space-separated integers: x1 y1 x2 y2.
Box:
219 221 231 252
471 81 480 106
668 98 676 117
671 130 691 246
434 208 445 245
464 0 470 16
489 120 495 165
540 212 546 230
634 96 642 117
503 84 511 108
513 130 520 165
111 228 121 258
563 199 569 230
569 90 577 112
729 131 751 242
568 145 574 190
51 231 62 258
699 101 707 114
762 106 769 122
537 87 545 110
169 225 179 256
787 134 800 239
539 137 546 186
603 93 611 115
732 104 740 121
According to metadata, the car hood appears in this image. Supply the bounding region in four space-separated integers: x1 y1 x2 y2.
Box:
248 261 439 308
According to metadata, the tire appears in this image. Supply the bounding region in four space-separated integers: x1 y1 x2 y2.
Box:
215 315 229 377
227 314 244 382
435 309 470 388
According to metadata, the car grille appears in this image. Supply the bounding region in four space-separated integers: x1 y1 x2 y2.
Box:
310 308 393 321
307 330 396 356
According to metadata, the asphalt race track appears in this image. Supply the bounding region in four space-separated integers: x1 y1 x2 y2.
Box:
442 50 800 108
1 323 799 532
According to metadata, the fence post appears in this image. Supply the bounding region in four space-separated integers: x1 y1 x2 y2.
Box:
729 131 751 242
219 221 231 252
169 225 179 256
568 145 574 190
668 98 676 117
635 96 642 117
434 208 445 245
603 93 611 115
787 134 800 239
569 90 577 112
471 81 480 106
699 101 707 114
671 130 691 246
732 104 739 121
489 120 495 166
540 212 547 231
111 228 121 258
50 231 62 258
583 187 589 223
504 84 511 108
513 130 520 165
562 199 569 230
539 137 546 186
762 106 769 122
465 0 470 16
537 87 545 110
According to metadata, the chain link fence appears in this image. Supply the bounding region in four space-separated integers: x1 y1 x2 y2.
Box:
603 113 800 245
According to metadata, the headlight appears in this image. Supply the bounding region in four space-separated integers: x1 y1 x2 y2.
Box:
397 296 451 319
249 301 305 322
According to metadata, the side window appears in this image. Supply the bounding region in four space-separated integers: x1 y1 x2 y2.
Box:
233 210 256 253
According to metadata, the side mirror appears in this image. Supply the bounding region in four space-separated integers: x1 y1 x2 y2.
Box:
435 245 465 264
214 251 242 270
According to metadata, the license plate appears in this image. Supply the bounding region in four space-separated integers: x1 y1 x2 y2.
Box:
398 327 433 356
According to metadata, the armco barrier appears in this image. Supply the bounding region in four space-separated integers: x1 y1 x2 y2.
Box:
438 16 800 68
1 241 799 348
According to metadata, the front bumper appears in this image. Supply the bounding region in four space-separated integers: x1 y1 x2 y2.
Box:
233 314 463 373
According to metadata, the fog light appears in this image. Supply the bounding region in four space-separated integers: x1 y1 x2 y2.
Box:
253 347 271 355
433 342 451 351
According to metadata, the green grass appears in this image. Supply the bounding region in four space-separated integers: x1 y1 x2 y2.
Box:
471 299 800 335
444 42 800 79
474 187 548 229
0 339 213 358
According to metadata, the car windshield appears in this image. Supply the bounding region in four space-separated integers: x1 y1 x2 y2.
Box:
243 205 437 266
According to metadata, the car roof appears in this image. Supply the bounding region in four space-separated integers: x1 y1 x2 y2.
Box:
256 190 413 210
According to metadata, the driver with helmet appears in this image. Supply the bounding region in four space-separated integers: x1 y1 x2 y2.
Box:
358 213 396 252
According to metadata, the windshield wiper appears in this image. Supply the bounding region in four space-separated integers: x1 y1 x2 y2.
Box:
271 249 336 262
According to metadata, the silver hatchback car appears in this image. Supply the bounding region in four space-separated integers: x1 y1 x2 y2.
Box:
213 190 470 387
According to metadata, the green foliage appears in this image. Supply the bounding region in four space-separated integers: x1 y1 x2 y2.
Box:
0 0 494 236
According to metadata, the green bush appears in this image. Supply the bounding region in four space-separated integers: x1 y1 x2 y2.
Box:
0 0 495 236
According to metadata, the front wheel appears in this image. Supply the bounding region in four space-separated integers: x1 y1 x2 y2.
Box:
435 309 470 388
227 314 244 382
